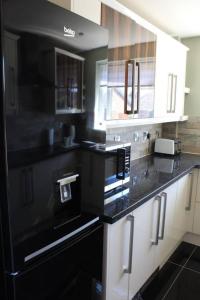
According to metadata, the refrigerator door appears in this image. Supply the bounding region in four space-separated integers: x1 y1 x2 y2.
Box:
7 223 103 300
1 0 108 272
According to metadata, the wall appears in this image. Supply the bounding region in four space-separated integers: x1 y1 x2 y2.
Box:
106 123 162 160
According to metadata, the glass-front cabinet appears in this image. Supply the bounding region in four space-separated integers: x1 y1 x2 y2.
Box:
43 47 84 114
99 4 157 122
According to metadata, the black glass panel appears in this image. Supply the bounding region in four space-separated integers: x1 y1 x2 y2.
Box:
2 0 108 271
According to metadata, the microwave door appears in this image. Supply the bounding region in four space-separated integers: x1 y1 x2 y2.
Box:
117 147 131 184
104 147 130 193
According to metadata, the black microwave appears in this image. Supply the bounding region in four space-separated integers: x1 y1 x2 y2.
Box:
81 142 131 215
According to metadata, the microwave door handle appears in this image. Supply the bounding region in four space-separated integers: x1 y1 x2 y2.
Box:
116 148 126 180
124 60 135 114
135 62 140 114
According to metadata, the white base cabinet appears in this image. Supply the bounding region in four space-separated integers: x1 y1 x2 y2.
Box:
103 215 130 300
103 172 194 300
103 198 159 300
128 198 158 299
193 203 200 235
155 183 178 267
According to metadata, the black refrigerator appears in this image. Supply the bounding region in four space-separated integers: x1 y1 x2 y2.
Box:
0 1 108 299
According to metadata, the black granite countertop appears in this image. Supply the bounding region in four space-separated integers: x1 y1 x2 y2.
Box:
103 153 200 224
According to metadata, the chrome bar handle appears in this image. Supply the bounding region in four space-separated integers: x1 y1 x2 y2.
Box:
167 73 173 113
152 196 162 246
171 74 177 113
124 215 134 274
159 192 167 240
186 172 193 211
124 60 135 114
135 62 140 114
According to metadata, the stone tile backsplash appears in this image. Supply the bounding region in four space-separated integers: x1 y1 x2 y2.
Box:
106 124 162 160
106 116 200 160
162 116 200 154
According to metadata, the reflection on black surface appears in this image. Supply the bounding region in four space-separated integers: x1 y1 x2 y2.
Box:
4 0 108 153
3 0 108 269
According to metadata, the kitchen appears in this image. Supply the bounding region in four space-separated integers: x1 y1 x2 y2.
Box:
1 0 200 299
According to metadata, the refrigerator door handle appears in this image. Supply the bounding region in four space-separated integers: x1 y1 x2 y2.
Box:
24 217 99 262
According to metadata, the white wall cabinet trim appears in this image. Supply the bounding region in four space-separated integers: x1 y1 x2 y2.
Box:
105 115 188 129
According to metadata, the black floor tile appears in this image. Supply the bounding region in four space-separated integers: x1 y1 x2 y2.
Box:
164 268 200 300
185 247 200 273
139 262 182 300
168 242 195 266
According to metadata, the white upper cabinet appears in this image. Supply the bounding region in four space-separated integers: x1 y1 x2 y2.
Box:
154 32 188 120
49 0 188 126
100 4 157 123
101 1 188 126
48 0 101 24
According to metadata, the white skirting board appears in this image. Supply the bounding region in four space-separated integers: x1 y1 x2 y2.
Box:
183 232 200 247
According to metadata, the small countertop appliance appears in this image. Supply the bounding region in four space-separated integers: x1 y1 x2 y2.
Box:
154 138 181 155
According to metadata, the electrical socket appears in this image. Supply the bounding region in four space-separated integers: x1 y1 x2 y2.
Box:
114 135 121 142
143 131 149 141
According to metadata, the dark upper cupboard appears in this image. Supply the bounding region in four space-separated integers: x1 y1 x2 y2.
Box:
100 4 157 121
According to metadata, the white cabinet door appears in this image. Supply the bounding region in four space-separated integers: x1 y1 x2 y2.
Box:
48 0 101 24
185 169 198 232
171 40 187 118
194 169 200 203
128 197 159 299
154 32 188 120
155 182 178 267
191 169 200 234
193 203 200 235
175 174 193 241
103 215 131 300
154 33 170 118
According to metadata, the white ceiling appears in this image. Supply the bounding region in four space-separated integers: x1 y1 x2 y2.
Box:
118 0 200 38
